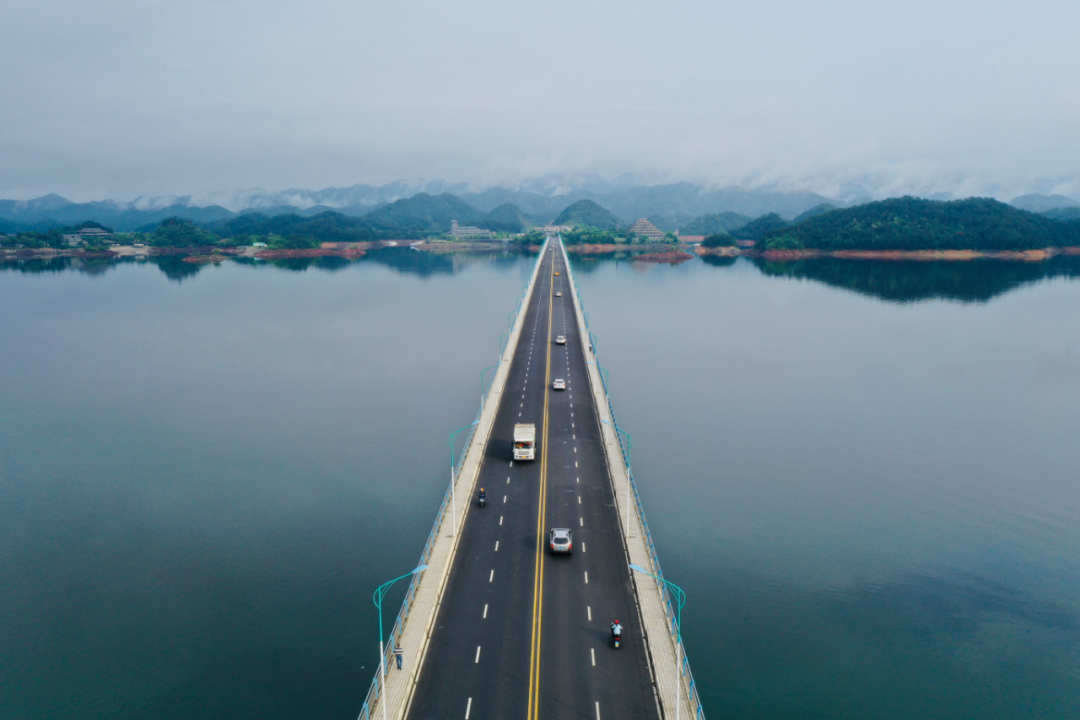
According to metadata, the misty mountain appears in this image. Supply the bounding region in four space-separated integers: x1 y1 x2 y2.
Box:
207 212 380 242
0 195 236 232
481 203 532 233
364 192 486 233
1041 207 1080 221
680 212 754 235
762 197 1080 251
794 203 839 222
733 213 790 240
553 200 622 230
1009 194 1080 213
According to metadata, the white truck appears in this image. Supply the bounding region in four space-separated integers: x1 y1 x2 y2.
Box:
513 423 536 461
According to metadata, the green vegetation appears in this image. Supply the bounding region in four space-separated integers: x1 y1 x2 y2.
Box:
150 218 218 246
1042 207 1080 222
553 200 621 230
364 192 484 234
210 211 379 243
483 203 531 233
701 233 736 247
734 213 789 240
794 203 837 222
681 211 753 235
562 227 621 245
761 197 1080 251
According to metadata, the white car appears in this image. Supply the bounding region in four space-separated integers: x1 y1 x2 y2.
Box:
555 335 566 345
552 379 566 390
556 291 563 297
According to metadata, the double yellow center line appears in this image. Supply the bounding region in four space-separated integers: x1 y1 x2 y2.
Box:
526 246 556 720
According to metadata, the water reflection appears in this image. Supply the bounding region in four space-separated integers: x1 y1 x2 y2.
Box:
750 255 1080 303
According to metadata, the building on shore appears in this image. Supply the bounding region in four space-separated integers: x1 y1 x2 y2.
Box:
449 220 496 240
539 225 574 235
627 218 666 241
63 227 115 246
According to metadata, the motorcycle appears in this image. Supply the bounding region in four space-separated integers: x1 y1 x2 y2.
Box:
612 623 623 648
478 493 486 508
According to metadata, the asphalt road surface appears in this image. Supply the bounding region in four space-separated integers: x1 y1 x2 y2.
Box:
407 243 662 720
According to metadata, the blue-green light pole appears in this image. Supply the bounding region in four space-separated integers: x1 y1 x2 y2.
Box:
629 564 686 720
372 565 427 720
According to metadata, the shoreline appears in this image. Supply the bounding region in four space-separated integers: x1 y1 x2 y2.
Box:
5 242 1080 264
696 245 1080 261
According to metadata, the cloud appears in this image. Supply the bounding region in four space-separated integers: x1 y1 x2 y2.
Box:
1 0 1078 201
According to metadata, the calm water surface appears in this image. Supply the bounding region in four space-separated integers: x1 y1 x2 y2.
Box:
2 251 1078 719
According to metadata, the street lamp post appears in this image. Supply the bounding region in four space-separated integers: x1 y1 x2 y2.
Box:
448 421 478 537
628 564 687 720
372 565 428 720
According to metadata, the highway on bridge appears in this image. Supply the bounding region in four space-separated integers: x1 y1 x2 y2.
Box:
407 243 662 720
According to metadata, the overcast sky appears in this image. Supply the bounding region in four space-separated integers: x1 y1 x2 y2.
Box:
2 0 1078 201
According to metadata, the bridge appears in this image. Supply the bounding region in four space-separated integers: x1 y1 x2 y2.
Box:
358 239 705 720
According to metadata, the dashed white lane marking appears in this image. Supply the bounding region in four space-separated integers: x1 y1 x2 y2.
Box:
575 461 578 468
595 701 601 720
591 648 596 666
587 606 592 621
465 697 473 719
578 496 581 504
475 646 481 663
576 477 579 483
510 461 513 467
584 571 589 584
574 447 577 453
499 515 503 525
489 570 494 582
507 477 511 483
582 542 586 552
579 517 584 526
483 604 488 619
571 413 574 418
494 541 499 552
503 495 507 503
519 412 521 417
573 434 576 440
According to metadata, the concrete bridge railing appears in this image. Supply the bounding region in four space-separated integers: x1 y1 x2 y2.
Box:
559 238 707 720
355 238 550 720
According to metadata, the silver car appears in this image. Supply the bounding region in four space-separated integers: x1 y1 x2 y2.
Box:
552 378 566 390
555 335 566 345
549 528 573 554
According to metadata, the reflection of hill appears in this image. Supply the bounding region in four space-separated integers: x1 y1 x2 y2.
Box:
361 247 454 276
751 256 1080 303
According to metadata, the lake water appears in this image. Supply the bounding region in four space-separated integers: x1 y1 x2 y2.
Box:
2 250 1079 719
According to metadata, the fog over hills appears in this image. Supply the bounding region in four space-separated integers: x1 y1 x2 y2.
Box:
2 177 1079 235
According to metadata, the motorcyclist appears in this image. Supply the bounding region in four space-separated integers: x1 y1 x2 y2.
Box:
478 488 486 505
611 620 623 638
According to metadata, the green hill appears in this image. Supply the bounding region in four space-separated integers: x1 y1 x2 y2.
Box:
364 192 485 233
794 203 838 222
681 211 753 235
209 211 381 242
553 199 621 230
482 203 532 233
734 213 789 240
761 197 1080 251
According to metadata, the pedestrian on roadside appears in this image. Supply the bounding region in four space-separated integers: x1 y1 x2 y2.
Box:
394 645 403 670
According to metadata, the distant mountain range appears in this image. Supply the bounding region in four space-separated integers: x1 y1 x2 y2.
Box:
2 179 1078 235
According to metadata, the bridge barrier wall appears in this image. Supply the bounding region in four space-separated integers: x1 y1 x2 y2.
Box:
559 239 707 720
357 238 550 720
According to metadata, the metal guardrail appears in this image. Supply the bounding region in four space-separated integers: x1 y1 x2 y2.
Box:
560 240 706 720
355 238 550 720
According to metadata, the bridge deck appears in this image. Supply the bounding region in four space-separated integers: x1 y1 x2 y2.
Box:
405 243 662 720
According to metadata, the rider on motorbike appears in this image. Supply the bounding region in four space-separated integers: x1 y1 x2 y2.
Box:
611 620 623 638
478 488 486 505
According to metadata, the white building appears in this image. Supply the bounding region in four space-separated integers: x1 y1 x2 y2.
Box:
449 220 496 240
